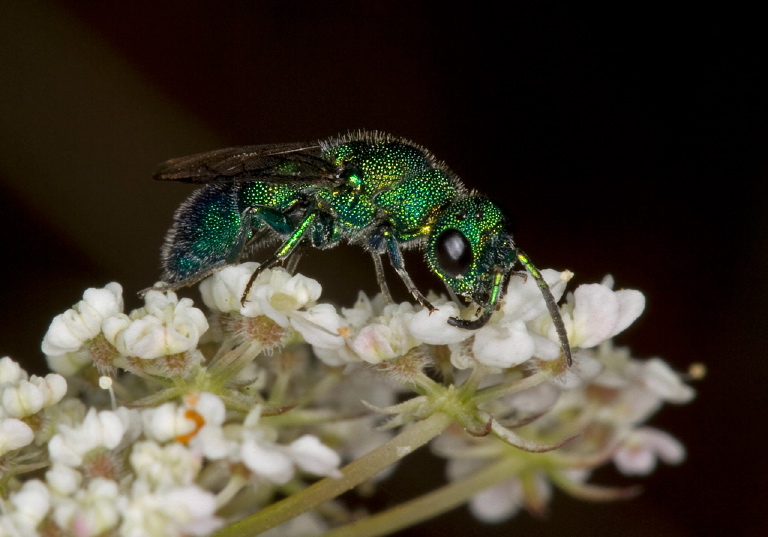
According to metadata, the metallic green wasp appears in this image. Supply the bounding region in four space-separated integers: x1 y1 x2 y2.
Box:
155 131 572 364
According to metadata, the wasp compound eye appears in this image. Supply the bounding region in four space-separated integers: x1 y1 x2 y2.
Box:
435 229 473 278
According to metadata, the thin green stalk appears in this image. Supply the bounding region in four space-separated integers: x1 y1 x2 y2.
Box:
322 454 525 537
472 368 550 405
213 412 454 537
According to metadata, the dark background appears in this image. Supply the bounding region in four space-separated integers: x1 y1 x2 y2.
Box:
1 2 765 536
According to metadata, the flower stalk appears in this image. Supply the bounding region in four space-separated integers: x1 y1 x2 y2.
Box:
216 412 453 537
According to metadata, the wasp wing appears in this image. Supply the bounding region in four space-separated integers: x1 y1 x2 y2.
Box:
154 142 338 185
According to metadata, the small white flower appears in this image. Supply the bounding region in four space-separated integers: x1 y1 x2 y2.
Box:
1 379 43 418
1 373 67 419
614 427 686 475
350 303 419 364
484 381 561 421
290 303 346 350
555 350 604 389
564 283 645 349
238 406 340 484
591 341 635 388
447 272 567 370
0 356 26 384
442 448 552 523
201 263 322 326
470 319 535 369
503 269 568 322
120 482 222 537
103 291 208 359
4 480 51 535
250 269 322 326
52 477 120 537
130 441 202 489
141 393 226 457
0 418 34 456
48 408 126 466
181 393 226 451
288 435 342 478
591 344 694 418
45 350 94 377
409 300 472 345
142 402 196 444
313 344 361 366
41 283 124 356
241 436 296 484
46 463 83 496
640 358 695 403
339 292 384 328
199 262 262 313
469 475 527 522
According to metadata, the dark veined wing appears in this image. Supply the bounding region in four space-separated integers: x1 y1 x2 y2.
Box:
154 142 338 185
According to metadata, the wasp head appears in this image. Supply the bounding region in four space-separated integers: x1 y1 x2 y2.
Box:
427 196 516 329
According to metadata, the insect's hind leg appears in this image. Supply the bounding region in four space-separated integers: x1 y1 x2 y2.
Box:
284 248 304 274
371 253 395 304
240 212 318 306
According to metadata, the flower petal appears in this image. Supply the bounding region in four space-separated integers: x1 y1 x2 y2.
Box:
472 320 535 368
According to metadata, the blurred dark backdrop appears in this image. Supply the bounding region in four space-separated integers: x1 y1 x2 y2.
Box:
0 2 765 536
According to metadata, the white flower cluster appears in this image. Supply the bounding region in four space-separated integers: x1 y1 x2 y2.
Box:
41 283 124 375
431 339 693 522
0 262 695 536
294 269 644 372
0 382 340 536
0 357 66 458
41 284 209 376
104 291 208 360
200 263 345 352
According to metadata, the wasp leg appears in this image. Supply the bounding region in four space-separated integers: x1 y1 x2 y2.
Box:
243 202 308 272
240 212 317 306
384 233 436 313
284 248 304 274
242 225 272 251
371 253 395 304
223 206 261 264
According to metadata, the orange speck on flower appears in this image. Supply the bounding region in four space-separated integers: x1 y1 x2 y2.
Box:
176 409 205 445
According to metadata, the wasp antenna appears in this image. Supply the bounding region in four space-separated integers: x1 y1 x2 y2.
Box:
517 251 573 367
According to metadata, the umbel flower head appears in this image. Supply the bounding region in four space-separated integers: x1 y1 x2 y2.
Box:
0 263 696 536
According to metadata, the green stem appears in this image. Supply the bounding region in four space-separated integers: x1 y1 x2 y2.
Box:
472 368 550 405
322 454 525 537
213 412 454 537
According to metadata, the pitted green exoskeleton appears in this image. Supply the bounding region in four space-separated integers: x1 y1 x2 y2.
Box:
153 131 572 365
